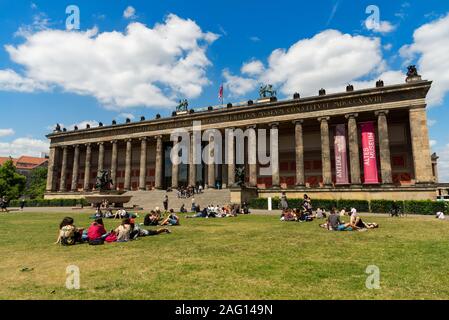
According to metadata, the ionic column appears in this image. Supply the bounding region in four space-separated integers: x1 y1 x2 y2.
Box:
270 122 280 188
110 140 118 188
83 143 92 191
376 110 393 185
154 136 163 189
345 113 361 185
188 133 196 187
71 145 80 191
46 146 57 192
207 135 215 188
294 120 305 187
124 139 132 191
59 146 68 192
139 137 148 190
247 125 257 187
97 142 105 173
409 106 434 183
227 128 235 187
318 117 332 186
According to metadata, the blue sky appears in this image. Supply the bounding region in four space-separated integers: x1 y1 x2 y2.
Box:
0 0 449 180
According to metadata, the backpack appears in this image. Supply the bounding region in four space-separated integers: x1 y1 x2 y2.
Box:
105 233 117 243
88 238 104 245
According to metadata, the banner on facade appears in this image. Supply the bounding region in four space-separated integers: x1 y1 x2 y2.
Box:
334 124 349 184
361 122 379 184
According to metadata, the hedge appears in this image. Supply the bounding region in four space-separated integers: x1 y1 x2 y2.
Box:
9 198 89 207
370 200 404 214
403 200 446 215
248 197 447 215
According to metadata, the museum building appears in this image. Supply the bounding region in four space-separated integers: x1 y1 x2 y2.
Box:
44 68 438 201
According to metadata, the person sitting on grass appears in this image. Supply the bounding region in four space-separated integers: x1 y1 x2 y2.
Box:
436 211 445 220
302 194 312 215
87 218 109 244
160 209 180 226
114 218 132 242
180 204 187 213
143 211 160 226
280 209 297 221
297 208 314 222
315 207 326 219
325 208 353 231
55 217 84 245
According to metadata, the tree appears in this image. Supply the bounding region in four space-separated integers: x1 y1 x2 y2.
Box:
0 159 26 200
26 166 48 199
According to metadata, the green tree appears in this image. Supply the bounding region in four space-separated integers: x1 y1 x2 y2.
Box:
0 159 26 200
26 166 48 199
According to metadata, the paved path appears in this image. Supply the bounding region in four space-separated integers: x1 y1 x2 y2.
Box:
3 207 443 221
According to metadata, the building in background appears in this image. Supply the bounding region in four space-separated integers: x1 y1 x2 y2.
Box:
44 68 439 202
0 156 49 185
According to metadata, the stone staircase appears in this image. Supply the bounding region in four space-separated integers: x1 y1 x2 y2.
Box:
124 189 231 211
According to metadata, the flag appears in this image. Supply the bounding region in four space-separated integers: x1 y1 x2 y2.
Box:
218 84 223 104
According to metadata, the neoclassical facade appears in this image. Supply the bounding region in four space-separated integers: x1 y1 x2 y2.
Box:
45 75 437 201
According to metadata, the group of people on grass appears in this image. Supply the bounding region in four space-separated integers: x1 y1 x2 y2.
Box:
280 193 379 231
55 207 177 246
185 203 240 218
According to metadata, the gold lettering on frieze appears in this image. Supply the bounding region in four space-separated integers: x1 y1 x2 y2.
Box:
52 94 386 145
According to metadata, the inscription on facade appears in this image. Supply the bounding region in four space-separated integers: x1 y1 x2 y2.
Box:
48 82 430 145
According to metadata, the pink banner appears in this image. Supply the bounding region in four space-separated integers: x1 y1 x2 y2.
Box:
361 122 379 184
334 124 349 184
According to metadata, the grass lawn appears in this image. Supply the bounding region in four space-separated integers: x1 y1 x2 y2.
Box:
1 211 449 300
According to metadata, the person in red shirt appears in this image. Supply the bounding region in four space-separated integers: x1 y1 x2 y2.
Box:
87 218 108 241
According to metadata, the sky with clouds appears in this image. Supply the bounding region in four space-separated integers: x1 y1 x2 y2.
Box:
0 0 449 181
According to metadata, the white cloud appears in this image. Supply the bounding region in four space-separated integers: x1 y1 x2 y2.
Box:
264 30 386 96
430 140 437 147
123 6 136 19
0 69 48 92
249 36 260 42
400 13 449 107
365 19 396 34
383 43 393 51
68 120 99 130
15 12 50 38
428 119 437 127
241 60 264 76
222 69 258 98
225 30 403 98
0 137 49 158
1 14 219 110
0 128 15 137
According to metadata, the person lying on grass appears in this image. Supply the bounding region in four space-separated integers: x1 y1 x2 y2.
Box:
130 219 170 239
320 208 378 231
185 207 208 218
55 217 84 245
160 209 180 226
349 208 379 230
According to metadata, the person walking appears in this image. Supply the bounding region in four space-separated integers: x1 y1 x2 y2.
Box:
163 194 169 212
